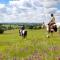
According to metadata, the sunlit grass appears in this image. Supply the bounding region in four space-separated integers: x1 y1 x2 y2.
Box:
0 29 60 60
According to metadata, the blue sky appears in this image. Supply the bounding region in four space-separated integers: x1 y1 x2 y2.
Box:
0 0 60 24
0 0 10 4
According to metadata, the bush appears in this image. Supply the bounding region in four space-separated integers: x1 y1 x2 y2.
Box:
28 25 33 29
33 26 37 29
8 26 13 30
2 26 7 31
0 27 4 34
38 26 42 29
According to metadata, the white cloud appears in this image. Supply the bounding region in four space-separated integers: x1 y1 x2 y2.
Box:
46 8 57 14
55 10 60 16
0 0 60 23
0 4 5 9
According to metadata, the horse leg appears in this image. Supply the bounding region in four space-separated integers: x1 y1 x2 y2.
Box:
50 28 54 37
23 31 27 38
46 25 50 38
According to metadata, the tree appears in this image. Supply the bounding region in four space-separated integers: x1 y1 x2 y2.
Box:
0 24 4 34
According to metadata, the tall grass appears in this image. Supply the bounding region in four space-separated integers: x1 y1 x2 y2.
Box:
0 29 60 60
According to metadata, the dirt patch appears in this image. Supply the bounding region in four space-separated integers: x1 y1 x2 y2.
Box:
56 56 60 60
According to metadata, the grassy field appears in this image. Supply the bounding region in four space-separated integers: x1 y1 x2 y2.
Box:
0 29 60 60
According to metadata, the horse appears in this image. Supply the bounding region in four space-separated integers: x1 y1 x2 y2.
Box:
19 29 27 38
46 24 57 37
22 30 27 38
48 24 57 33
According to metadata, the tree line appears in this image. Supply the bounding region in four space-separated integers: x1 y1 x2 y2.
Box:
0 23 46 34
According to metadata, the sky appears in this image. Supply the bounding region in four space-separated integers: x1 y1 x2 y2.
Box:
0 0 60 24
0 0 9 4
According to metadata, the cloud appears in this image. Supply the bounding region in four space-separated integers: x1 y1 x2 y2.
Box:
55 10 60 16
0 0 60 23
0 4 5 9
46 8 58 14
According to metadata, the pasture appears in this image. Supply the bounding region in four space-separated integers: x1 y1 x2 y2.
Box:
0 29 60 60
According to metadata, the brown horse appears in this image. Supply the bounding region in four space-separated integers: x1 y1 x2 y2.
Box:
46 24 57 37
48 24 57 33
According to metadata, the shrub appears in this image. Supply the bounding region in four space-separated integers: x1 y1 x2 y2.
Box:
8 26 13 30
2 26 7 31
0 26 4 34
28 25 33 29
33 26 37 29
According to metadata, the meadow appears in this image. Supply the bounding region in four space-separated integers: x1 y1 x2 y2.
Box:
0 29 60 60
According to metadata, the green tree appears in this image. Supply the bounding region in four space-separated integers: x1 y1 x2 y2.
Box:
0 24 4 34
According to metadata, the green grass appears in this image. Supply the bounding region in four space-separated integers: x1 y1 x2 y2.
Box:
0 29 60 60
